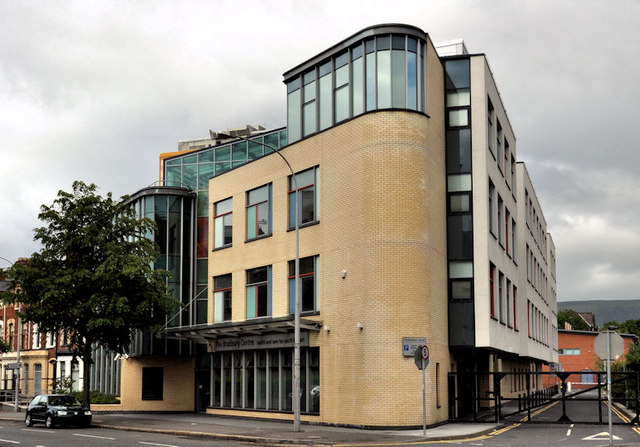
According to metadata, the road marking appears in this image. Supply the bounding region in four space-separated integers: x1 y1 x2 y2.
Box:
73 433 116 440
0 439 20 444
582 432 622 441
140 442 180 447
490 423 520 436
518 400 558 421
566 428 572 436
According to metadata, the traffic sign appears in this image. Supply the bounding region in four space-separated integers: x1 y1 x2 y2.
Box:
414 345 430 370
4 362 22 370
594 332 624 360
421 345 429 361
403 337 426 357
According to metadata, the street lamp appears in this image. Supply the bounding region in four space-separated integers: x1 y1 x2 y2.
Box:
0 256 20 412
215 132 303 432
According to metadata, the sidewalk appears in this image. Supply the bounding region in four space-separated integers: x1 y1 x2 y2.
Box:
0 406 498 446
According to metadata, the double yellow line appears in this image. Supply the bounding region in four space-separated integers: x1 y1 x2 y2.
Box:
518 400 558 422
606 401 640 436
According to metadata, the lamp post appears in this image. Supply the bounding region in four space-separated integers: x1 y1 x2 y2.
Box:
215 132 302 432
0 256 20 412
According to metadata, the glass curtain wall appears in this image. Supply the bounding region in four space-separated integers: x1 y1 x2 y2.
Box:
163 129 287 326
211 348 319 414
286 33 427 144
444 58 475 347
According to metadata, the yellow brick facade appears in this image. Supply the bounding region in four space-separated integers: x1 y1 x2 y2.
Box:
206 41 450 425
119 357 194 412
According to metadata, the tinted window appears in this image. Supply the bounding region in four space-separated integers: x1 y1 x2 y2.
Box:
445 59 470 89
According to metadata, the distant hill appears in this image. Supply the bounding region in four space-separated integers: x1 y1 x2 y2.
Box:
558 300 640 329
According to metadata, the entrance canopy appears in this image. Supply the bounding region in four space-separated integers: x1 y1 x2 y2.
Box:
165 315 322 345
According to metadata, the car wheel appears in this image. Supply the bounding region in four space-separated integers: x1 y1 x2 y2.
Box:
45 415 54 429
24 414 33 427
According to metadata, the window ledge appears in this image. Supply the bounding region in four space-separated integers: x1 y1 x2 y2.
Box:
287 220 320 232
245 234 273 244
212 244 232 252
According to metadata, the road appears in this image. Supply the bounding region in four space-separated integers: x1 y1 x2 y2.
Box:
0 424 250 447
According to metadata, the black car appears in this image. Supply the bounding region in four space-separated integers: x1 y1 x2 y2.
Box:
25 394 92 428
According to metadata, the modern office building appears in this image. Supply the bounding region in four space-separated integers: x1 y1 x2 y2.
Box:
111 23 557 427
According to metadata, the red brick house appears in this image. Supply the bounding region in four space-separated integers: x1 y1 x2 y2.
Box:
543 329 637 389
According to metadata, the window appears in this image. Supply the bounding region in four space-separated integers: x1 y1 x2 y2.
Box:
447 129 471 174
511 218 517 261
352 44 365 115
214 274 232 323
511 155 516 190
449 261 473 301
334 52 349 122
214 198 233 249
498 272 504 323
497 195 503 245
212 348 319 413
246 184 271 241
46 332 55 349
513 286 518 330
319 60 332 131
302 70 317 136
8 322 14 348
488 181 495 235
496 122 503 173
489 264 496 318
142 367 164 400
505 209 510 254
289 256 318 313
287 78 301 143
246 266 271 319
289 167 318 229
559 348 581 356
487 98 494 155
506 279 512 327
32 324 41 349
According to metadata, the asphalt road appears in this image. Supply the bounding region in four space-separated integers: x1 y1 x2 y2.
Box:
0 424 250 447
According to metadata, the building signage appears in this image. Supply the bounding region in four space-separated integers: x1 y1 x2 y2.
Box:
211 332 308 352
402 337 427 357
4 362 22 370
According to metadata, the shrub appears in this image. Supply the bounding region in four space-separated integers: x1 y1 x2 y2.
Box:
71 390 120 404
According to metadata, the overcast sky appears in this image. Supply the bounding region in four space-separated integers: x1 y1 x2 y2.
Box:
1 0 638 302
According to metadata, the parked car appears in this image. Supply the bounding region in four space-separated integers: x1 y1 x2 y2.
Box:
25 394 92 428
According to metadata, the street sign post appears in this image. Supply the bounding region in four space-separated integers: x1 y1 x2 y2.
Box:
4 363 22 370
414 345 429 435
594 330 624 447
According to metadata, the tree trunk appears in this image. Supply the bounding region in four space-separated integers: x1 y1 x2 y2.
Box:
82 343 92 409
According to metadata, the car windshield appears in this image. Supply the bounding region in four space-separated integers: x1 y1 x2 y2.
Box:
48 396 81 407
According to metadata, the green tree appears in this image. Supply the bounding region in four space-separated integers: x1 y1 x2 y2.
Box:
1 181 178 408
557 309 591 331
0 337 10 353
626 341 640 368
600 320 621 332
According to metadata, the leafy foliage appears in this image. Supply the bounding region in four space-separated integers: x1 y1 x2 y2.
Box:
0 337 10 353
1 181 179 406
600 319 640 337
51 376 75 394
557 309 591 331
71 390 120 404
